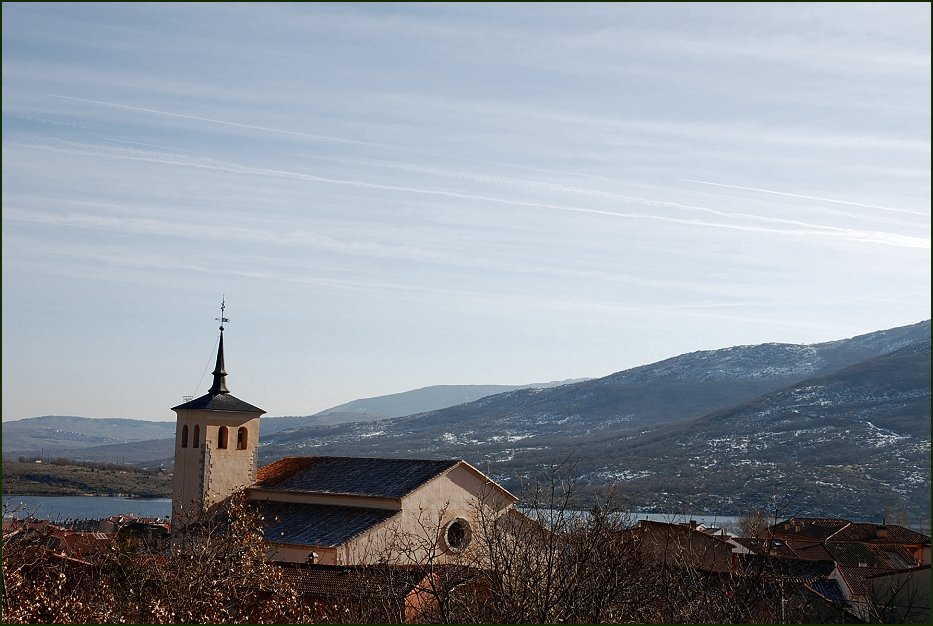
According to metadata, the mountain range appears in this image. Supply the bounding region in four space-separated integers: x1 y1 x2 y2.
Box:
3 320 929 521
1 380 588 457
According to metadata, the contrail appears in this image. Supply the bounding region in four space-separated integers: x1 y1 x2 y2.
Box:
17 139 931 250
680 179 927 217
46 93 392 149
103 137 215 157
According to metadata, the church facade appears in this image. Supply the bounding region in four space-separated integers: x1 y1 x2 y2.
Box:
172 324 517 566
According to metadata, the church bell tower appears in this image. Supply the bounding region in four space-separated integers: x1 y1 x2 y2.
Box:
171 303 265 526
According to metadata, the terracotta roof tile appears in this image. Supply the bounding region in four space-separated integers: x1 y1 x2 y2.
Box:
732 536 799 558
785 539 834 561
737 554 836 582
830 522 931 544
256 457 318 483
825 541 885 567
838 565 890 597
60 532 112 556
770 518 849 540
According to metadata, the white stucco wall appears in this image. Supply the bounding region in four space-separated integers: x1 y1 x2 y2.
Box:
172 409 261 524
257 462 516 566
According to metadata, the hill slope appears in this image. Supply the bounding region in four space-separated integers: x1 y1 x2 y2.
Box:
6 320 928 521
257 320 929 451
268 380 589 430
581 339 932 518
1 459 172 498
1 381 586 455
1 416 175 456
252 322 930 519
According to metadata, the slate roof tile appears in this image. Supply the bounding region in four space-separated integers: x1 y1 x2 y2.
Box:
254 456 459 499
172 392 264 413
255 500 397 548
807 578 850 607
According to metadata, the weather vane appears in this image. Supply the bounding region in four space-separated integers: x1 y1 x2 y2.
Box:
216 296 230 331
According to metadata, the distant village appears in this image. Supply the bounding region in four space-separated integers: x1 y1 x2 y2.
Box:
3 326 929 624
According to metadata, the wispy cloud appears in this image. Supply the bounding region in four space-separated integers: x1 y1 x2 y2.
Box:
12 138 929 250
3 2 931 421
45 94 394 149
680 179 928 217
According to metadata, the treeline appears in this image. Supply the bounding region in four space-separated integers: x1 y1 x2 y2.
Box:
8 456 163 472
1 458 172 498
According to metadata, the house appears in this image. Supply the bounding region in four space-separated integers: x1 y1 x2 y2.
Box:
741 517 932 622
249 455 515 564
630 519 736 573
767 517 931 567
171 322 517 567
48 530 113 559
865 564 930 624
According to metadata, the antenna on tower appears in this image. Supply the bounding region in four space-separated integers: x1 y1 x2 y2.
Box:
215 295 230 330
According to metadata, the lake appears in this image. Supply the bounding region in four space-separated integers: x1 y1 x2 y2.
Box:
2 495 740 530
525 508 740 533
3 495 172 521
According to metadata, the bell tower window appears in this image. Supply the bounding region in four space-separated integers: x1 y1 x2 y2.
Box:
236 427 248 450
218 426 228 449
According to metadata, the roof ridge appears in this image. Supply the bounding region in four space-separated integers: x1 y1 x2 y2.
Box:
825 521 852 541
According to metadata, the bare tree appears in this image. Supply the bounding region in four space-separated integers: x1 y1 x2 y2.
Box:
2 492 305 624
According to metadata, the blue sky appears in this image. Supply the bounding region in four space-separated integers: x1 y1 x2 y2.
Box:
2 3 930 422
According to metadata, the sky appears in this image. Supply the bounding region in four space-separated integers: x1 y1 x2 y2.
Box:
2 3 930 422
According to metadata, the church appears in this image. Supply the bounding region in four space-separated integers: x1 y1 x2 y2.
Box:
171 322 517 565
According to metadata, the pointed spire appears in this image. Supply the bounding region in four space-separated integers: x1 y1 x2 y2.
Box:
208 326 229 395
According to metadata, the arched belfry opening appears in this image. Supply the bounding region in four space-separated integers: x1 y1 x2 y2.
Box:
171 300 265 527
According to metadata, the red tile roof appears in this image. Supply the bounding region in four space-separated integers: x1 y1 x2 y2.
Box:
771 518 930 545
837 565 891 597
830 522 931 544
731 536 799 559
785 539 834 561
59 531 112 557
256 456 319 483
770 518 848 540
